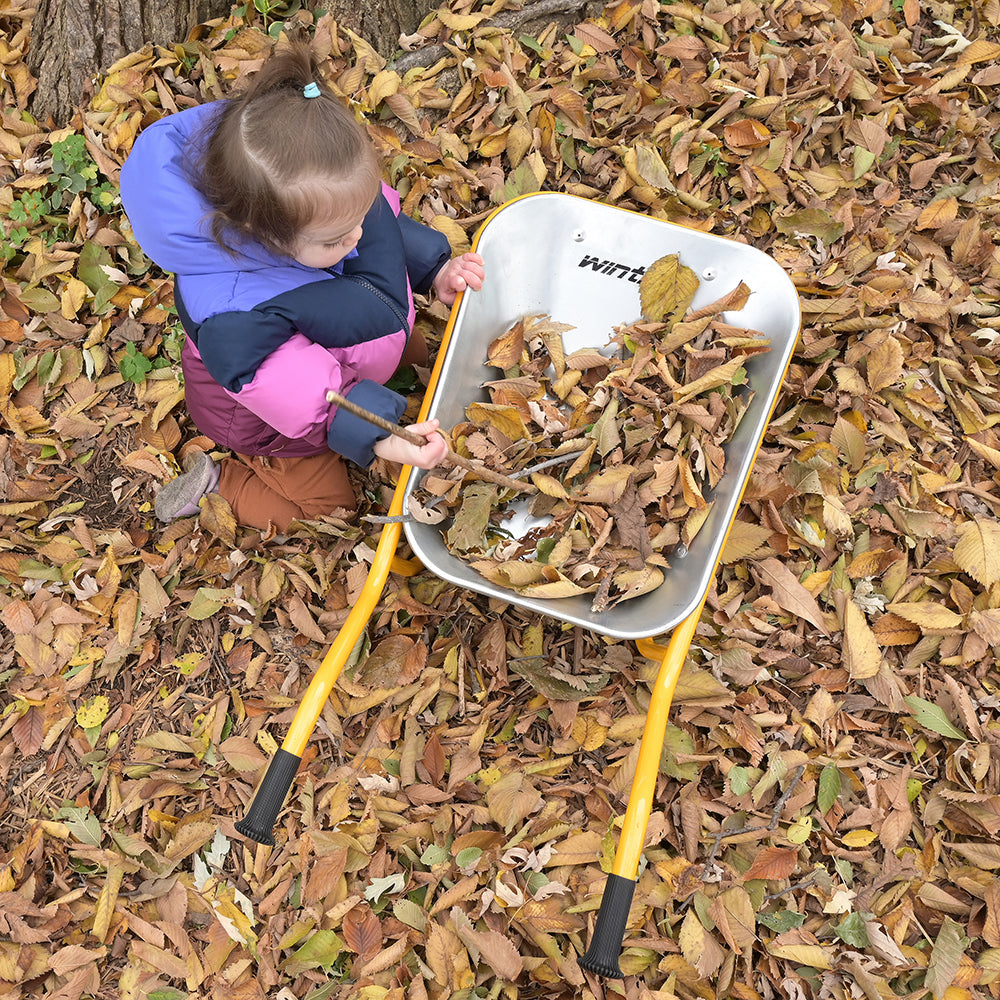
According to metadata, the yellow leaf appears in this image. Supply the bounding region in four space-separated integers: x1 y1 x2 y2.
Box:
367 69 400 106
571 714 608 751
93 865 124 943
767 943 833 970
958 38 1000 64
545 830 602 866
531 473 570 499
478 129 508 158
466 401 529 441
721 520 773 563
843 828 878 847
786 815 813 844
429 215 470 253
574 467 632 504
916 196 959 230
632 142 674 189
639 253 700 325
843 599 881 679
673 355 747 403
60 276 90 319
506 122 533 168
76 695 110 729
0 353 15 399
886 602 964 631
437 9 492 29
679 456 706 510
954 519 1000 587
865 336 904 393
257 730 279 755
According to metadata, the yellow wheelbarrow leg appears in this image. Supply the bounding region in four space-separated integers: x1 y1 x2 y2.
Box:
579 595 707 978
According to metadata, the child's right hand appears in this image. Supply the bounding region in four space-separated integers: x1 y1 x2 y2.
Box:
373 419 450 469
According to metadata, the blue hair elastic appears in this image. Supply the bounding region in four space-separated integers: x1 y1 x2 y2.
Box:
303 82 320 98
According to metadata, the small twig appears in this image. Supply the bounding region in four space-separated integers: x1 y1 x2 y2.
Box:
763 873 819 902
361 448 589 525
704 765 807 864
325 390 536 494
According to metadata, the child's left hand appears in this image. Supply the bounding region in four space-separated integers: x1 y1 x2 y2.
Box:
433 252 485 305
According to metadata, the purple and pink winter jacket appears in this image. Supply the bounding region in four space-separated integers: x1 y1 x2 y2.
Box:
119 102 451 466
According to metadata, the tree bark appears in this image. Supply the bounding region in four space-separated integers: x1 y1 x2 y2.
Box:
313 0 441 56
27 0 232 126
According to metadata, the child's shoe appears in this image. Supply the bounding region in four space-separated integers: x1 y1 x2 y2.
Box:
155 452 220 521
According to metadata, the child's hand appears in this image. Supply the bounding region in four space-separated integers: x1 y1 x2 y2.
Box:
373 419 450 469
432 252 485 305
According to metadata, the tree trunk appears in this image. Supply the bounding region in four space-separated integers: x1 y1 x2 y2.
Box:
27 0 232 126
26 0 593 126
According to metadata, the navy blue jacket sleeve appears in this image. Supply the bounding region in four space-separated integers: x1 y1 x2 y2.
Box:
396 214 452 295
328 379 407 467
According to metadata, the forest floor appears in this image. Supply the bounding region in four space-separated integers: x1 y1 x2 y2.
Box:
2 1 1000 999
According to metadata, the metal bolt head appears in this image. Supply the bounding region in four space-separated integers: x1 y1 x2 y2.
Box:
702 267 717 281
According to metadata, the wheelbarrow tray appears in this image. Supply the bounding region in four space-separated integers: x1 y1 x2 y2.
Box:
403 192 800 640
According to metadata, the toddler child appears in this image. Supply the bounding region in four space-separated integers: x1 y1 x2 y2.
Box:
120 41 484 531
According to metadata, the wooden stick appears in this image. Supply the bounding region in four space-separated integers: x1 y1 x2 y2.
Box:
325 390 536 494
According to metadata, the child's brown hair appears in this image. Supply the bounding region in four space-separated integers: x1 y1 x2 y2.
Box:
194 42 381 257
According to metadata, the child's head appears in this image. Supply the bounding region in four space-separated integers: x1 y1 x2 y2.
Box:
196 42 381 265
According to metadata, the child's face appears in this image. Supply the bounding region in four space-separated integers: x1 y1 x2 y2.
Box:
290 201 370 270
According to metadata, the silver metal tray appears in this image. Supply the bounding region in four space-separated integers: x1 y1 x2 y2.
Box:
403 193 800 640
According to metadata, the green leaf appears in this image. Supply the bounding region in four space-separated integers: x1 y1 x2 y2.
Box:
455 846 483 870
834 912 870 948
119 343 152 384
773 207 845 244
186 587 229 620
392 897 426 931
817 764 841 814
757 909 805 932
661 724 698 781
57 805 102 847
833 857 854 887
925 916 971 1000
283 929 344 975
503 160 541 201
419 844 450 866
729 766 752 796
904 695 968 741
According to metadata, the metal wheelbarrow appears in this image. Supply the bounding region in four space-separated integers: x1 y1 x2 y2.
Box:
236 192 800 978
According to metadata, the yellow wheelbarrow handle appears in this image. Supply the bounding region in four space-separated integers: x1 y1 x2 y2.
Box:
579 594 707 978
234 479 409 845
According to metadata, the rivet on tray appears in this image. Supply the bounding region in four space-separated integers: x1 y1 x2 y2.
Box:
572 229 586 242
702 267 717 280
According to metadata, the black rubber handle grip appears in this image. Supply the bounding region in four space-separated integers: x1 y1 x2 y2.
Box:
234 748 302 846
579 873 637 979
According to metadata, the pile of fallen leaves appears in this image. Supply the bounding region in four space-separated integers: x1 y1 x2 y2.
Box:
416 257 770 612
3 1 1000 999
